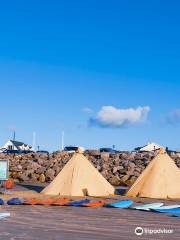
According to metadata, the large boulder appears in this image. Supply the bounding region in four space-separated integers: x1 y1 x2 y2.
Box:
39 173 46 183
109 176 122 186
45 168 55 181
1 150 178 185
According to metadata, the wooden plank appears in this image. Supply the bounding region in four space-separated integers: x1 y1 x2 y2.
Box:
0 205 179 240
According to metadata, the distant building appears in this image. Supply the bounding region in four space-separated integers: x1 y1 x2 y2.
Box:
1 140 32 151
135 142 164 152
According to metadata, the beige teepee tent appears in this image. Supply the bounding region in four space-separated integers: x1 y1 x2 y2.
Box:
42 149 115 197
126 149 180 199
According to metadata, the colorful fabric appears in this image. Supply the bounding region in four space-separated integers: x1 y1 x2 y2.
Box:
7 198 23 205
0 199 5 205
82 199 108 208
67 199 90 206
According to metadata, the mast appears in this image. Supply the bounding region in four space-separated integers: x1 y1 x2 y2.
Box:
61 131 64 151
32 131 36 151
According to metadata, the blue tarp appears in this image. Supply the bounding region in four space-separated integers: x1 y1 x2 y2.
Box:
0 199 4 205
7 198 23 205
67 199 91 207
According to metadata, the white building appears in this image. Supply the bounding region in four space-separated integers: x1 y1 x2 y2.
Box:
1 140 32 151
135 142 165 152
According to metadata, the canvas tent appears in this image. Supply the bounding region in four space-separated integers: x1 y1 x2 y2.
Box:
126 149 180 199
42 150 115 197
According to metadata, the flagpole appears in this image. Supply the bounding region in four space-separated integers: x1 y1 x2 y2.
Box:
61 131 64 151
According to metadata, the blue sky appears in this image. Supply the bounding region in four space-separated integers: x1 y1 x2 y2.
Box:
0 0 180 151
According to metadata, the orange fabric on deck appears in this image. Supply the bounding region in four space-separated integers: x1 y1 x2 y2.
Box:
24 198 70 206
36 198 56 205
4 179 14 189
82 200 108 208
24 198 40 205
51 198 70 206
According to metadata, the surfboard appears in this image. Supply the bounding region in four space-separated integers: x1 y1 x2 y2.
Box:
152 205 180 210
0 213 10 220
104 199 133 208
132 202 164 211
151 208 180 213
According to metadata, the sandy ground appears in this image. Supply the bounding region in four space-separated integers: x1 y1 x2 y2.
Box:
0 184 179 240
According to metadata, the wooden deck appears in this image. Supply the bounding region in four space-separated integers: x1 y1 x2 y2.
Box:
0 184 179 240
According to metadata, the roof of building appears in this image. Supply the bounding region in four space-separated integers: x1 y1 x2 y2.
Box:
135 142 164 152
10 140 24 147
9 140 31 149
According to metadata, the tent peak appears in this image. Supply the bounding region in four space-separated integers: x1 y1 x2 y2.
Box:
158 148 166 155
76 147 84 154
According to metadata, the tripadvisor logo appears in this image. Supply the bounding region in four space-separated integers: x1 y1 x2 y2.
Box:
135 227 174 236
135 227 144 236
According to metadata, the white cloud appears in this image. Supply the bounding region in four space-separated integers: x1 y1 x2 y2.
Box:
89 105 150 128
82 107 93 113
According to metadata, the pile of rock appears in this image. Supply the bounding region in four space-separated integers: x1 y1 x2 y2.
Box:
0 151 180 186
